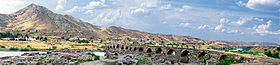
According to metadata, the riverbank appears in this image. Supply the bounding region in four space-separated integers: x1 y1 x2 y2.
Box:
0 50 108 65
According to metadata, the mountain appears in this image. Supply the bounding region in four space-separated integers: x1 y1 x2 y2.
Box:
0 4 278 47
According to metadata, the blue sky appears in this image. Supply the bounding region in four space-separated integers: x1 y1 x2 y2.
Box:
0 0 279 43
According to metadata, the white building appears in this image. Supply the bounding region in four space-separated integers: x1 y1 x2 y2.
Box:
232 48 243 51
1 38 10 40
25 37 37 41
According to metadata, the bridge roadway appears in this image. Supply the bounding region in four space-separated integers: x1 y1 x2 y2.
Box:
104 44 280 65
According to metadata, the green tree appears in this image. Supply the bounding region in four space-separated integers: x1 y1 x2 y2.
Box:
52 46 57 49
36 36 40 40
216 56 234 65
40 37 44 40
78 40 90 43
264 49 268 52
44 37 48 41
27 45 31 48
0 45 5 48
276 47 280 51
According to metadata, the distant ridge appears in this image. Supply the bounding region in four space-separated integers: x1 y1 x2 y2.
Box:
0 4 278 47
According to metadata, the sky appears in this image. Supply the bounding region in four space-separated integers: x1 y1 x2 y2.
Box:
0 0 279 43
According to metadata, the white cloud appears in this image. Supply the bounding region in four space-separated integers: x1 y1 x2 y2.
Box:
131 8 146 14
84 10 94 14
232 17 253 25
178 5 192 12
0 0 26 14
254 17 264 22
215 24 224 30
55 0 66 10
160 4 171 10
254 20 271 34
197 25 209 29
179 22 190 27
84 0 105 9
140 0 159 8
246 0 280 12
236 1 246 6
65 6 78 13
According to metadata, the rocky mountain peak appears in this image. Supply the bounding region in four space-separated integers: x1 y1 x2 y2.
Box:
13 3 53 15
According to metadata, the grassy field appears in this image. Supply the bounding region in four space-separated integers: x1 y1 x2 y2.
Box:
0 40 104 50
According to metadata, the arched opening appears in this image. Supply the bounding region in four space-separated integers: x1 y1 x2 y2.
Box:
155 48 162 54
181 50 189 57
198 52 207 58
139 47 144 52
113 45 115 48
129 47 132 50
121 45 124 49
133 47 137 51
167 49 175 55
117 45 120 48
126 46 129 50
109 46 112 48
147 48 152 53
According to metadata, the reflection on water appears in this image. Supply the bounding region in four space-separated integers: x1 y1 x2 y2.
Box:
0 51 46 57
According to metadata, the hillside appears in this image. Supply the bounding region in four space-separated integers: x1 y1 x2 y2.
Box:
0 4 278 47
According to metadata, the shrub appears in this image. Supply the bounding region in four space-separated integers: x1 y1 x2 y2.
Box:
74 62 80 65
20 48 30 51
216 56 234 65
113 52 118 55
202 43 205 45
94 55 100 60
87 53 96 56
27 45 31 48
0 45 5 48
9 47 19 50
71 45 75 48
31 49 39 51
18 63 27 65
48 59 55 63
52 46 57 49
77 59 83 62
136 59 147 65
148 53 152 57
78 40 90 43
277 47 280 51
85 58 93 61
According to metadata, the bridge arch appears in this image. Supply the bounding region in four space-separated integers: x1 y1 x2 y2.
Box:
180 50 190 63
121 45 124 49
198 52 207 58
167 49 176 55
116 44 120 49
129 47 132 50
133 47 137 51
146 48 152 53
155 48 163 54
139 47 144 52
180 50 189 57
125 46 129 50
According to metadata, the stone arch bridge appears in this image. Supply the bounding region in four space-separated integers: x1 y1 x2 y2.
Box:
104 44 280 64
